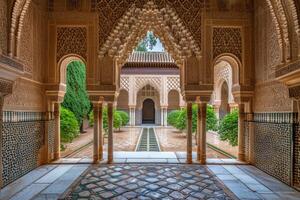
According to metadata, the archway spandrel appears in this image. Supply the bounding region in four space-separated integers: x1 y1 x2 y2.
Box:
56 26 87 63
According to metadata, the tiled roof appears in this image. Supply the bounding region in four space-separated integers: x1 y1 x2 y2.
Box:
126 52 175 63
123 52 177 69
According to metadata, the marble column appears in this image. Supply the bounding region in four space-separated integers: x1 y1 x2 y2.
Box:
186 102 193 164
107 102 114 163
53 103 61 161
129 106 136 126
164 107 168 126
98 103 103 160
238 103 246 161
213 104 220 119
93 104 100 163
199 103 207 164
197 103 201 161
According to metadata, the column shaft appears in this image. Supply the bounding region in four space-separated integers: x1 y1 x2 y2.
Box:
54 103 61 160
93 104 100 163
199 103 207 164
99 104 104 160
107 103 114 163
186 102 193 164
238 103 246 161
197 104 201 161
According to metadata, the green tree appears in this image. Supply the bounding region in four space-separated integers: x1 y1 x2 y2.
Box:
219 109 238 146
61 61 91 132
167 110 181 127
135 32 158 52
117 111 129 126
60 107 79 143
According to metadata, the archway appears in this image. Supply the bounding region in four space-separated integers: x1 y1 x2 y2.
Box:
142 99 155 124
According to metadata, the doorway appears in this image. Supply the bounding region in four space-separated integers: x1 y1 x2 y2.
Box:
142 98 155 124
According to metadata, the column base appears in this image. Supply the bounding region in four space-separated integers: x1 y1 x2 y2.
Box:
53 152 60 161
200 156 206 165
238 153 246 162
93 156 99 164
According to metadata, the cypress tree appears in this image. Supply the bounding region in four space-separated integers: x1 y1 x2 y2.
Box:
62 61 91 132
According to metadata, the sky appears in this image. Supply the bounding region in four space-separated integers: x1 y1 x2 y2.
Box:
148 38 164 52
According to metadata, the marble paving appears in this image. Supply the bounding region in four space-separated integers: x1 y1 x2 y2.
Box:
65 164 236 200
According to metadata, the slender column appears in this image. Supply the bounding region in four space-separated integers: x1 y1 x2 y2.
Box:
197 103 201 161
186 102 193 164
213 104 220 119
199 103 207 164
164 108 168 126
107 102 114 163
238 103 246 161
98 103 103 160
93 104 100 163
0 96 4 188
53 103 61 160
160 107 164 126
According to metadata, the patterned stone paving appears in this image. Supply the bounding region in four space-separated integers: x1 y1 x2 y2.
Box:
66 164 235 200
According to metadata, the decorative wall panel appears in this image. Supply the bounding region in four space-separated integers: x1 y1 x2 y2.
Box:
56 27 87 62
2 112 45 186
294 124 300 189
213 27 242 61
3 78 45 111
0 0 7 54
254 81 292 112
18 4 34 73
251 113 297 186
47 119 55 160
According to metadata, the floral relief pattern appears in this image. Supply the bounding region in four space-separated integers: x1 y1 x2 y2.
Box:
56 27 87 62
213 27 242 61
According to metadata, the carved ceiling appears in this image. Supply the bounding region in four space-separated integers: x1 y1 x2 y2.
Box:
96 0 205 54
97 1 203 66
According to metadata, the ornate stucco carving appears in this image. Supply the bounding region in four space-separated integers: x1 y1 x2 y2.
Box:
3 78 45 111
213 27 242 61
56 27 87 62
18 4 33 73
97 1 202 66
0 79 13 96
96 0 204 51
254 81 292 112
0 0 7 54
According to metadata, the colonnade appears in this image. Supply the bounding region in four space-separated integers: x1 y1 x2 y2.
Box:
51 100 248 164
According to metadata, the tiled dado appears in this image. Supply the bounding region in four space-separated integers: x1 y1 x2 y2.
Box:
1 111 54 188
294 124 300 189
244 112 298 187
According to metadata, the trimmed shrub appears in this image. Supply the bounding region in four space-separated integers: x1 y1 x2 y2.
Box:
169 104 218 134
219 109 238 146
167 110 181 127
60 107 79 143
206 105 218 131
117 111 129 126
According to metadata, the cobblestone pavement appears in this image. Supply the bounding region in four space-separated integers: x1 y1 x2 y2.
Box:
66 164 235 200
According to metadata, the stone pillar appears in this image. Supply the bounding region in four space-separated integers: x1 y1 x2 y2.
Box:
98 103 103 160
199 103 207 164
129 106 136 126
53 103 61 161
186 102 193 164
164 107 168 126
107 102 114 163
93 104 100 163
238 103 246 161
248 112 254 164
213 104 220 119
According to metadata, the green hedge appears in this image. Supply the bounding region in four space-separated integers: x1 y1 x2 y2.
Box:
89 107 129 133
167 104 218 133
219 109 238 146
60 107 79 143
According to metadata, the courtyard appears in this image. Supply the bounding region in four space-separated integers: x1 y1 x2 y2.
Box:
1 0 300 199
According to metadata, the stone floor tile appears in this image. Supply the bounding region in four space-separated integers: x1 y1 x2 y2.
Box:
221 180 261 199
35 165 74 184
10 184 49 200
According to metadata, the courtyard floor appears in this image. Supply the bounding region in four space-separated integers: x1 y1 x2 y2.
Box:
1 163 300 200
63 126 229 159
